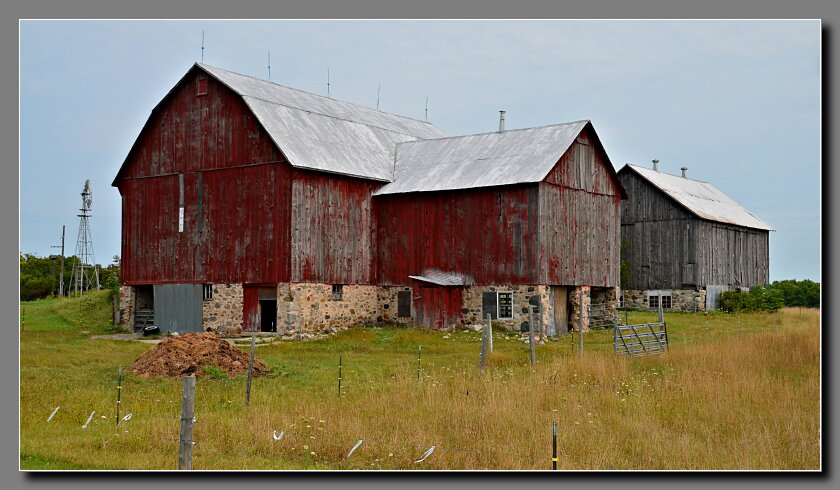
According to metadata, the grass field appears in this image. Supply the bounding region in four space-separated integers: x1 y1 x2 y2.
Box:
19 291 820 470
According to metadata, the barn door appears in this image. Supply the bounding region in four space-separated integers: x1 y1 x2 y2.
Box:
244 285 277 332
153 284 203 333
551 286 568 335
243 286 260 332
413 284 462 329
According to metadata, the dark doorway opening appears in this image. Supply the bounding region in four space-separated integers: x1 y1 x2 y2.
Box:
133 285 155 332
260 299 277 332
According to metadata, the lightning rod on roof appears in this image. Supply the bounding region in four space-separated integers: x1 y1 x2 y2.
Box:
201 30 205 63
425 96 429 122
327 69 331 98
268 50 271 81
377 83 381 110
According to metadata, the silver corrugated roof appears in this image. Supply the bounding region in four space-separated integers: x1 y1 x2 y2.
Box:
624 164 774 231
373 120 590 195
200 64 447 181
408 270 474 286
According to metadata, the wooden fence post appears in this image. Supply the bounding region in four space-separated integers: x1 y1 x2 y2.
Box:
487 313 493 354
552 421 558 470
179 375 196 470
578 289 584 357
528 307 536 368
245 336 255 406
479 325 486 374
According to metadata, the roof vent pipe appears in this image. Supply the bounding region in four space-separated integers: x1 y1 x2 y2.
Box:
652 159 659 172
681 166 688 178
499 111 506 132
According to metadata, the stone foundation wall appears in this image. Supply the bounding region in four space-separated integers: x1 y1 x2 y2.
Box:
623 288 707 312
202 284 244 332
278 283 379 333
569 286 591 332
461 285 551 334
119 285 134 332
377 286 414 325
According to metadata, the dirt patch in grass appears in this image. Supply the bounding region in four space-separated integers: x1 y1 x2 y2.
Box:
130 332 270 378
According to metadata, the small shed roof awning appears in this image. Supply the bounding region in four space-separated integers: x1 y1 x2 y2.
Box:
409 270 473 286
621 164 774 231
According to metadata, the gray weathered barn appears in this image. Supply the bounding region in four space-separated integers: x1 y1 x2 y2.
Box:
617 162 773 310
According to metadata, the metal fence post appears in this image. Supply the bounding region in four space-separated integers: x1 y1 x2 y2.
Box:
417 345 422 381
116 367 122 427
552 421 558 470
179 375 196 470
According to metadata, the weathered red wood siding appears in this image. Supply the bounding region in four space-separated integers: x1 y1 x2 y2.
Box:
117 67 291 284
412 284 463 329
290 169 380 284
243 286 261 332
538 127 623 287
375 185 540 285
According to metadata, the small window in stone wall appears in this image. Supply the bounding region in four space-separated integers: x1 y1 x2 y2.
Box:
203 284 213 301
332 284 343 301
647 292 672 310
497 292 513 319
482 292 498 320
397 290 411 318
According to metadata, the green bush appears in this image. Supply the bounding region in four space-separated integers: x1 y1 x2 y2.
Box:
20 275 53 301
720 286 784 313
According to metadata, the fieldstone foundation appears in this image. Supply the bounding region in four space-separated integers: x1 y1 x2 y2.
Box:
277 283 379 333
461 285 552 335
569 286 591 332
203 284 244 332
622 288 707 312
377 286 414 325
119 285 134 332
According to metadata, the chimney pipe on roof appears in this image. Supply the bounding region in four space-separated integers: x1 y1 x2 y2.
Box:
652 159 660 172
681 166 688 178
499 111 506 132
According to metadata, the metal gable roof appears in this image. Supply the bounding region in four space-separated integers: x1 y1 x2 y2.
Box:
374 120 591 195
199 64 447 181
623 164 774 231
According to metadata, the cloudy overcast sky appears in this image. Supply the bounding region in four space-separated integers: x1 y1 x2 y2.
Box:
19 19 820 281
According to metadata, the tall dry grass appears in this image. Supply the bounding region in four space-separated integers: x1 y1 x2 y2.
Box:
20 307 820 470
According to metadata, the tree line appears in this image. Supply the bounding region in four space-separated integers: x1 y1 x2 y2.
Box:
20 253 120 301
720 279 820 313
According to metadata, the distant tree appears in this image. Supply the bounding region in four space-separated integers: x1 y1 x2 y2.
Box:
619 240 630 289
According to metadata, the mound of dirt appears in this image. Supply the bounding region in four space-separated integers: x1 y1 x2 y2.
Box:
131 332 270 378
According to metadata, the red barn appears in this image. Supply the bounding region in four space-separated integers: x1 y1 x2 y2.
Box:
114 63 625 335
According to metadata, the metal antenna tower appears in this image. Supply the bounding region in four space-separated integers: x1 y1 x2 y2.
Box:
70 180 100 295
